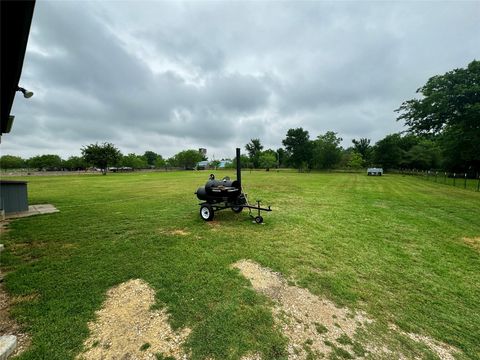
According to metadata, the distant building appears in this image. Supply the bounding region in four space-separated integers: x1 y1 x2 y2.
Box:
199 148 207 157
196 161 209 170
218 160 232 168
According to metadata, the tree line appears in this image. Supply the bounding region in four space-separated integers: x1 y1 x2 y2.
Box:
0 146 208 173
1 60 477 174
240 60 479 174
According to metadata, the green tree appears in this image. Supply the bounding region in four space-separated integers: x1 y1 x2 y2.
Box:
209 160 220 169
312 131 343 169
174 150 203 170
143 151 158 167
396 60 480 172
27 154 63 170
166 157 177 168
259 152 277 171
404 140 441 170
245 138 264 168
352 138 372 165
347 152 364 169
276 148 288 168
155 155 166 168
64 156 87 171
0 155 25 169
81 142 122 174
121 153 148 169
373 134 403 170
282 128 312 170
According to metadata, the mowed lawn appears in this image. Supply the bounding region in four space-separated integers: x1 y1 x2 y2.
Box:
2 171 479 359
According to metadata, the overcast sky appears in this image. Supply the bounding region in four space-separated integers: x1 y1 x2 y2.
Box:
4 0 479 160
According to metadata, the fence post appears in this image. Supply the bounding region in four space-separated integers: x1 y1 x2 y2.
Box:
453 173 456 187
435 171 438 182
444 172 447 184
464 173 467 189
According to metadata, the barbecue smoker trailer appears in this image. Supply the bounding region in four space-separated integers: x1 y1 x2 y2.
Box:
195 148 272 223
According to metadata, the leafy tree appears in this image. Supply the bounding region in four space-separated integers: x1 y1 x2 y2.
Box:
27 154 63 170
245 138 264 168
121 153 148 169
276 148 288 168
282 128 312 170
155 155 166 168
143 151 158 167
239 154 253 169
64 156 87 171
226 154 252 169
403 140 441 170
352 138 372 165
347 152 364 169
209 160 220 169
81 142 122 174
174 150 204 170
373 134 403 170
396 60 480 171
259 152 277 171
312 131 343 169
166 157 177 168
0 155 25 169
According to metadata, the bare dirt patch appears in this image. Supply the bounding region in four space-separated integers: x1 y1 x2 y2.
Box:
77 279 190 360
0 220 11 236
171 229 190 236
232 259 372 359
0 283 32 357
462 237 480 251
232 259 460 360
206 221 221 231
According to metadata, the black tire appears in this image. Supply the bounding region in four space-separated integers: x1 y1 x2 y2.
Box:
200 204 214 221
231 206 243 213
254 216 263 224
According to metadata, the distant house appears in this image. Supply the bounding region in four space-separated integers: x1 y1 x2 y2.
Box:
218 160 232 168
196 161 209 170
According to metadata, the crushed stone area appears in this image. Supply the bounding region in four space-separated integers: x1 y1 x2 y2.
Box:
232 259 459 360
406 333 457 360
388 323 458 360
232 259 372 359
78 279 191 360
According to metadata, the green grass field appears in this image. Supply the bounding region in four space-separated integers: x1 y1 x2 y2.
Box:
1 171 479 359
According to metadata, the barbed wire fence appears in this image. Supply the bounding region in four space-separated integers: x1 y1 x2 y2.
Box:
399 169 480 192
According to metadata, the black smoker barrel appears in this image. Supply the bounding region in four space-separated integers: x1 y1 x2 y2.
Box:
236 147 241 189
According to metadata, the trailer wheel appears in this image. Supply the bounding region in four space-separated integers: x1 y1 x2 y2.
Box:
200 204 214 221
231 206 243 213
254 215 263 224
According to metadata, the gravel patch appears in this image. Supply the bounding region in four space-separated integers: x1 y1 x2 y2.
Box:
78 279 190 360
233 259 460 360
388 323 458 360
232 259 372 359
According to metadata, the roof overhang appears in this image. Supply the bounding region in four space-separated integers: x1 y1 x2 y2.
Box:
1 0 36 135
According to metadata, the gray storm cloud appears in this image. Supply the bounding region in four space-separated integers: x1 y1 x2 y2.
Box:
5 0 479 159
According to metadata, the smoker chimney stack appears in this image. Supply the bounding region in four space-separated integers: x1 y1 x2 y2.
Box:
236 147 241 189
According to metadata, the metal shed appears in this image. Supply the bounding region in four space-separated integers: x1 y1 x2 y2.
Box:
0 180 28 214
